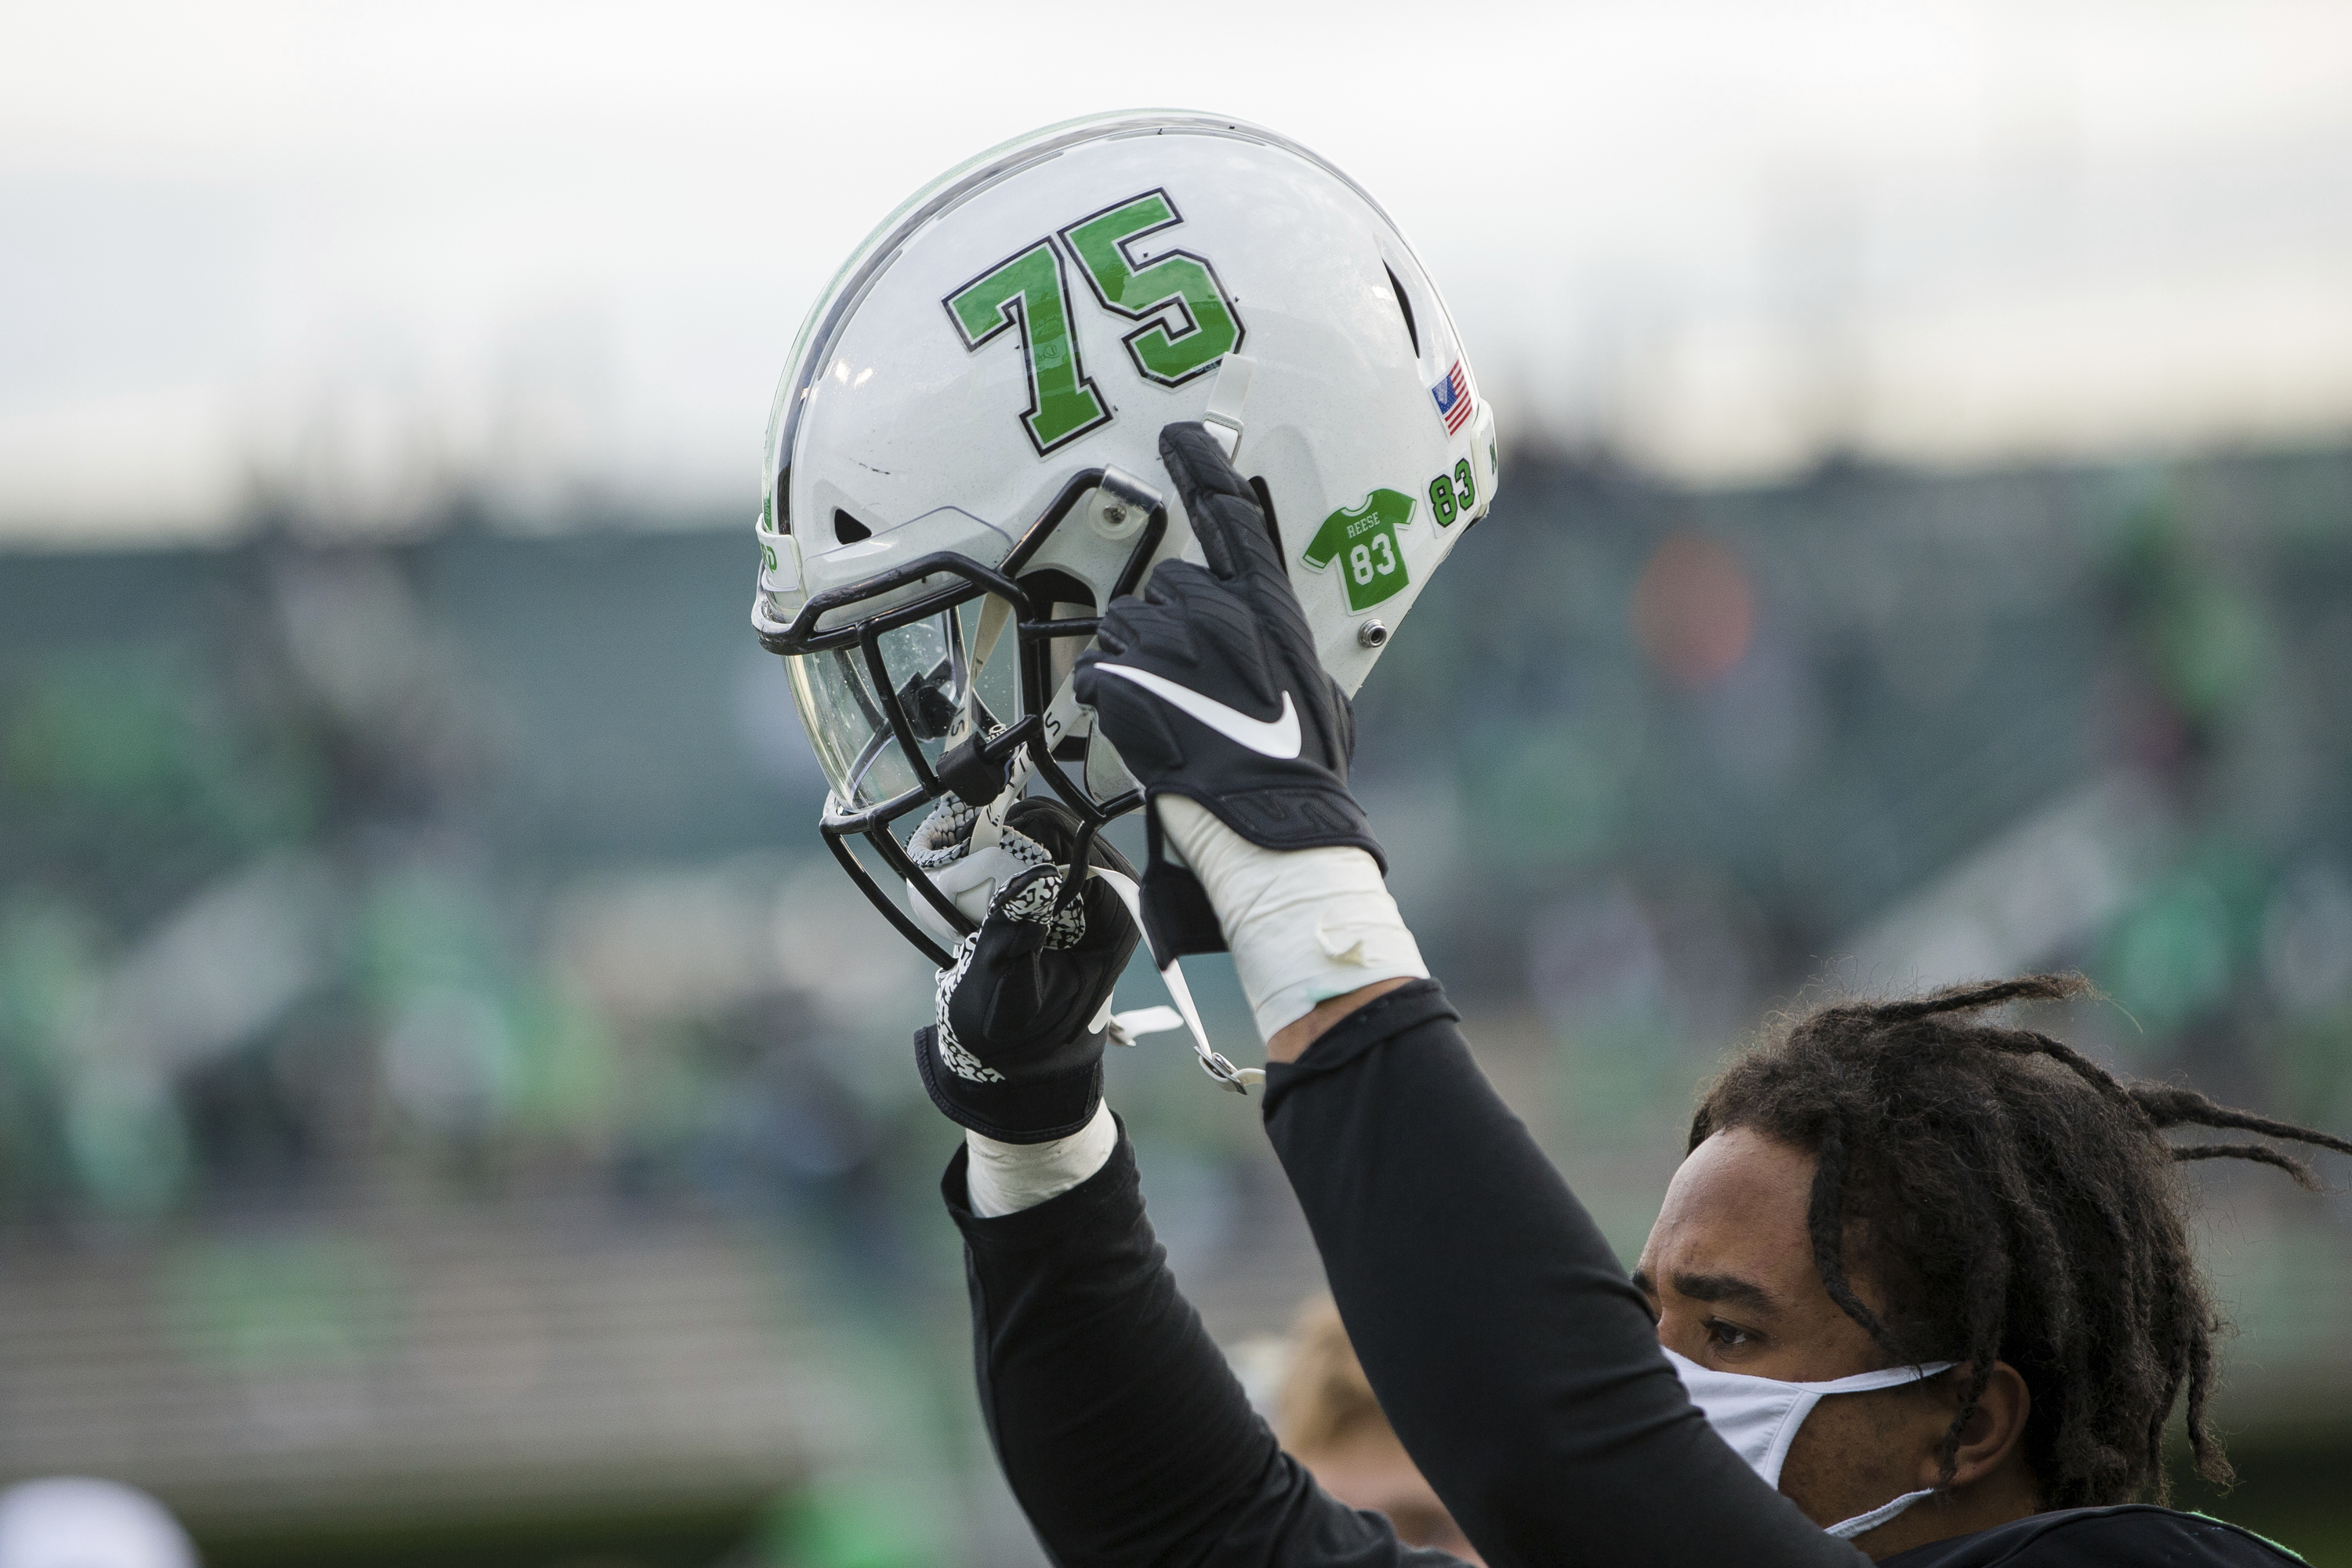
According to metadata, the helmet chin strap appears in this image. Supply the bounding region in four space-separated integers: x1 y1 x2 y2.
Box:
1037 652 1252 1089
1090 864 1261 1093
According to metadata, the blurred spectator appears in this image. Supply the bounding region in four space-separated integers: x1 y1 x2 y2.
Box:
1277 1297 1480 1563
0 1479 196 1568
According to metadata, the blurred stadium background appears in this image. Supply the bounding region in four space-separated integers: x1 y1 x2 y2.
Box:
5 2 2351 1564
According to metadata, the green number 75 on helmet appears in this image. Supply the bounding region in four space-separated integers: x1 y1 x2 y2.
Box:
750 110 1496 1083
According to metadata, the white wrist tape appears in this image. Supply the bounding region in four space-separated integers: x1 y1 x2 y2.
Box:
966 1099 1118 1218
1156 795 1428 1041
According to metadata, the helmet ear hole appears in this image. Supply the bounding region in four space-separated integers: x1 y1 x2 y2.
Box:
1021 568 1100 710
1017 569 1096 616
833 508 873 545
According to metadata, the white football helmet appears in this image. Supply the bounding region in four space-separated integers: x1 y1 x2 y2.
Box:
0 1479 196 1568
753 110 1496 969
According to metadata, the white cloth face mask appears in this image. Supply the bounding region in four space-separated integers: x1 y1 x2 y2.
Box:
1664 1347 1958 1541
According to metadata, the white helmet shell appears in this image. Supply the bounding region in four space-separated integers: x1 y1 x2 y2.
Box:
753 110 1495 961
0 1479 197 1568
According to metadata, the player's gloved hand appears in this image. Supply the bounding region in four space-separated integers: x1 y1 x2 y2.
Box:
1074 421 1382 962
913 797 1140 1144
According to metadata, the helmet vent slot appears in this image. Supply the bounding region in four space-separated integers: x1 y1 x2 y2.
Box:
1248 477 1290 583
1385 263 1421 358
833 508 873 545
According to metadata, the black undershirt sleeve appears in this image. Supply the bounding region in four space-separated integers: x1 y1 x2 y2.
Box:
946 1130 1465 1568
1262 979 1866 1568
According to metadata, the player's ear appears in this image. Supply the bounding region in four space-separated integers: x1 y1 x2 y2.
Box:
1921 1363 2031 1491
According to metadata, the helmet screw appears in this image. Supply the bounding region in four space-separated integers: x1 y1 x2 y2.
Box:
1102 504 1127 525
1357 619 1389 648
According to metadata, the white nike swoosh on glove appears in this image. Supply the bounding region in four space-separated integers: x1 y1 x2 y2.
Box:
1091 664 1303 759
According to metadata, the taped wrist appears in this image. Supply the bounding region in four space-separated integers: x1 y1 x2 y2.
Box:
1156 795 1428 1041
965 1100 1119 1218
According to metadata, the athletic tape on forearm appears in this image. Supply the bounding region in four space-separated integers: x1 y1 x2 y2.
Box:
1156 796 1428 1041
966 1100 1119 1218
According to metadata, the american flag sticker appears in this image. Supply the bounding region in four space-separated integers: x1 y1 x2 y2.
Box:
1431 359 1473 434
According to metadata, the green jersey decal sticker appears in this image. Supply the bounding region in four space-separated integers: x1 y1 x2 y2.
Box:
945 240 1113 456
1060 189 1245 387
1303 488 1416 612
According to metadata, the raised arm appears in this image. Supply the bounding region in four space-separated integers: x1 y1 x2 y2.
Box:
909 793 1457 1566
947 1124 1463 1568
1264 982 1861 1568
1072 425 1864 1568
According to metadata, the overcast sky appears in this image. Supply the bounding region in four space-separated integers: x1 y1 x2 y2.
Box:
5 0 2350 543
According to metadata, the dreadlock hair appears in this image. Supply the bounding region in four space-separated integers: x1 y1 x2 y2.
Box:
1689 973 2352 1510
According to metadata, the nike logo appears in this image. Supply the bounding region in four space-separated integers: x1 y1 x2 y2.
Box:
1091 665 1303 759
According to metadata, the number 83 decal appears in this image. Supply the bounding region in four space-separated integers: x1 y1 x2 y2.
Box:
1427 459 1475 526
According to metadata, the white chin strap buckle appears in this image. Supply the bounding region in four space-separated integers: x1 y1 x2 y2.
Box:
1094 867 1263 1094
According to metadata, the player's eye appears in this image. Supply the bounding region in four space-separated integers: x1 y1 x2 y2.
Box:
1704 1316 1759 1350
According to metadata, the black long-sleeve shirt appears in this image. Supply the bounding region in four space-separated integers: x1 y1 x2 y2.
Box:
946 980 2300 1567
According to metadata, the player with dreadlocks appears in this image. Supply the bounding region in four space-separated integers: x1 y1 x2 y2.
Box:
1676 971 2352 1525
915 426 2350 1566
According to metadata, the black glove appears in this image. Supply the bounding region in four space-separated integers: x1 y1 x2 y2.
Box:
1073 421 1380 962
913 797 1141 1144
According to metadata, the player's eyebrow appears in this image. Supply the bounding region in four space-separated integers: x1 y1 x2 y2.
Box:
1669 1271 1778 1315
